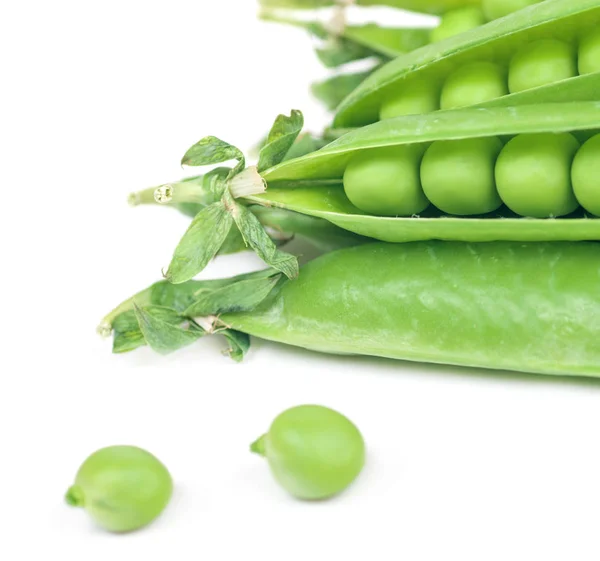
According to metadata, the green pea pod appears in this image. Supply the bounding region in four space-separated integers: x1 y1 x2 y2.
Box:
250 103 600 242
334 0 600 127
106 241 600 377
258 0 481 16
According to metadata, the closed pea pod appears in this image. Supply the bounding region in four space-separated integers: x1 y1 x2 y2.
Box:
572 133 600 216
224 242 600 377
65 446 173 533
421 137 503 215
251 405 366 500
333 0 600 127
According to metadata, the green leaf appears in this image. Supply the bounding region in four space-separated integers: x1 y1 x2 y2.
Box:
221 330 251 362
257 110 304 173
113 330 146 354
283 133 329 161
112 310 146 354
133 304 204 355
311 69 375 112
181 136 245 176
229 195 299 279
165 201 234 284
316 39 376 68
184 274 281 317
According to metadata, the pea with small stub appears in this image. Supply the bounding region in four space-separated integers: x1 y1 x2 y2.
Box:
65 445 173 533
250 405 366 500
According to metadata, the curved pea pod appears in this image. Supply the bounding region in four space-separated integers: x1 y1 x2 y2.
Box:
106 241 600 377
258 0 481 16
253 103 600 243
334 0 600 127
225 241 600 377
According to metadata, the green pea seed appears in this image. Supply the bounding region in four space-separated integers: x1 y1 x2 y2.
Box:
379 79 439 120
482 0 543 21
250 405 365 500
344 145 429 216
579 29 600 75
440 62 508 110
65 446 173 533
421 137 503 216
508 39 577 94
430 7 486 43
496 133 580 218
572 134 600 217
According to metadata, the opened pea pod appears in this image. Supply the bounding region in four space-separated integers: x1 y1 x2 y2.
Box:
333 0 600 126
155 103 600 283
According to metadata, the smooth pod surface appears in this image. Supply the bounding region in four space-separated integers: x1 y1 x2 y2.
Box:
251 405 366 500
225 242 600 377
65 446 173 533
333 0 600 127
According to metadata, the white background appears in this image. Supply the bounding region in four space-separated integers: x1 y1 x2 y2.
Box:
3 1 600 560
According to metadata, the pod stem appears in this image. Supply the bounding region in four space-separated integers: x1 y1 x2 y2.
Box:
250 434 267 457
128 178 208 208
97 285 155 337
65 485 84 508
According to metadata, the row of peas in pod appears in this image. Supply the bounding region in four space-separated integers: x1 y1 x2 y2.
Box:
380 28 600 119
343 132 600 218
333 0 600 128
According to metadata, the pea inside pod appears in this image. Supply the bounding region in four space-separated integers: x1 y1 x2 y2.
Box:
65 446 173 532
334 0 600 127
572 133 600 217
251 405 366 500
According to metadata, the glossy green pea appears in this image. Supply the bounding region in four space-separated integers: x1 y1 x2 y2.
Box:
579 29 600 75
495 133 580 218
431 7 486 43
250 405 365 500
343 145 429 216
421 137 503 215
225 242 600 377
440 62 507 109
65 446 173 533
334 0 600 128
572 133 600 217
508 39 577 94
482 0 543 21
379 79 439 119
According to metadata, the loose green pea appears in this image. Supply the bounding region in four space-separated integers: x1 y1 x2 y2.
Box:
579 29 600 75
440 62 508 110
421 137 503 216
508 39 577 94
482 0 543 21
65 446 173 533
495 133 580 218
379 79 439 120
430 7 486 43
572 133 600 217
344 145 429 216
250 405 365 500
